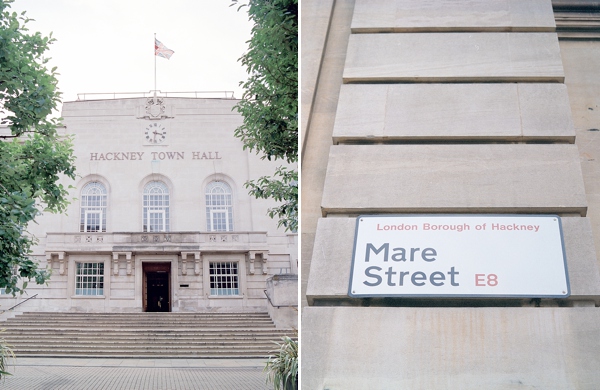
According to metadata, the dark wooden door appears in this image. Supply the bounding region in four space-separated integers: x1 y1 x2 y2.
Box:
143 262 171 312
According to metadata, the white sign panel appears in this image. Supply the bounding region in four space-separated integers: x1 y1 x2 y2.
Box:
349 215 569 298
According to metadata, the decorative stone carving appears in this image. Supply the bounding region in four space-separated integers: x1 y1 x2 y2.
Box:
181 258 187 275
249 251 269 275
262 253 269 275
46 252 66 275
145 97 166 119
195 258 201 275
74 236 81 243
221 235 228 242
181 252 202 275
112 252 132 276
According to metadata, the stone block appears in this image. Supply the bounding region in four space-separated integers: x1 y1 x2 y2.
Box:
265 274 298 329
332 84 575 143
518 83 575 139
306 217 600 303
561 217 600 300
321 144 587 215
266 275 298 307
351 0 556 33
301 0 336 154
306 218 355 302
302 306 600 389
343 33 564 83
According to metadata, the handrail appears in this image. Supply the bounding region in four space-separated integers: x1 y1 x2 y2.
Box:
263 290 296 309
1 294 38 313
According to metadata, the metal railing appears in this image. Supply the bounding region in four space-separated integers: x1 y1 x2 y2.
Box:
0 294 38 314
76 90 236 101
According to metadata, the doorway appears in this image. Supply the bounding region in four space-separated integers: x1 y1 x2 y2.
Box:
143 262 171 312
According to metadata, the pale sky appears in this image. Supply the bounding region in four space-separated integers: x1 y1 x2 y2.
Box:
10 0 253 110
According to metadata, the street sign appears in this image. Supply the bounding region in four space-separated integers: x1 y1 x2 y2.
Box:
348 215 569 298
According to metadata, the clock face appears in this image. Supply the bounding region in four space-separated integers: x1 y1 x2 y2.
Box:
145 122 167 144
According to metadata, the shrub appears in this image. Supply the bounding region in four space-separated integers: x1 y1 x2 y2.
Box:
265 335 298 390
0 329 14 378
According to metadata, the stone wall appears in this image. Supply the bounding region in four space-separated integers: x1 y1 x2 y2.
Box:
301 0 600 388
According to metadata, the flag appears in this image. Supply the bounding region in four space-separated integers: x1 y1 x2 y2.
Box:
155 39 174 59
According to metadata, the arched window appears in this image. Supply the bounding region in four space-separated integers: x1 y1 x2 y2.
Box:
80 182 107 232
206 181 233 232
143 181 170 232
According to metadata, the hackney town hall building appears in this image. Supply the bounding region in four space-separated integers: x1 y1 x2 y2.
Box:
1 93 297 317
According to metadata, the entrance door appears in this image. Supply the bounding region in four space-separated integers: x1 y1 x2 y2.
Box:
143 262 171 312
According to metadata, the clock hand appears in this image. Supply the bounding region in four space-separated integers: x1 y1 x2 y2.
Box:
153 130 159 141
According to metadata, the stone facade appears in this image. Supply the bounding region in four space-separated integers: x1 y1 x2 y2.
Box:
1 96 297 316
302 0 600 388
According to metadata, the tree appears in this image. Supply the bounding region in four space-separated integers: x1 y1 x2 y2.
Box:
232 0 298 232
0 0 76 295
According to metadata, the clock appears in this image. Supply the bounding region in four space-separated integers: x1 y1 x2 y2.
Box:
145 122 167 144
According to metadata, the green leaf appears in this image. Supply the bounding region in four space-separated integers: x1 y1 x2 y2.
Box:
0 0 74 298
231 0 297 231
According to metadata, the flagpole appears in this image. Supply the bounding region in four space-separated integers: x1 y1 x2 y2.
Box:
154 33 157 98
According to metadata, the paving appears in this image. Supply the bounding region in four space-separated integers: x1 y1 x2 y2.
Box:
0 357 274 390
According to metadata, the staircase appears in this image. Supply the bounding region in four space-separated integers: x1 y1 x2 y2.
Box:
1 311 293 358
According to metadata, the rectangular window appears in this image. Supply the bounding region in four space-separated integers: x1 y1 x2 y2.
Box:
84 210 103 232
209 209 229 232
209 262 239 296
143 190 169 232
75 263 104 296
147 210 166 232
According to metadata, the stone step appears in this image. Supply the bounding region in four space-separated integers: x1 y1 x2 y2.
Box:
4 321 276 327
11 316 273 322
2 311 293 358
3 330 288 337
5 319 274 324
10 314 269 316
7 316 274 326
14 312 272 318
10 339 275 348
4 335 287 341
3 328 291 337
12 350 274 358
12 344 277 351
10 316 273 322
12 347 275 354
4 326 276 330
